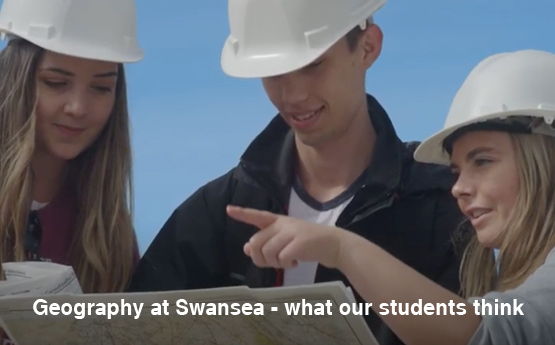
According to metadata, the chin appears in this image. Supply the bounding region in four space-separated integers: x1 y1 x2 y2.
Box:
475 228 503 249
51 148 84 161
296 134 319 147
295 131 331 148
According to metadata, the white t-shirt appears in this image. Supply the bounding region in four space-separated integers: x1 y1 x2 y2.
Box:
31 201 48 211
283 176 362 286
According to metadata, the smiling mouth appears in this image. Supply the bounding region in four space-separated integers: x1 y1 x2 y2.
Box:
467 208 492 228
470 209 490 219
287 106 324 124
292 110 318 122
55 124 85 135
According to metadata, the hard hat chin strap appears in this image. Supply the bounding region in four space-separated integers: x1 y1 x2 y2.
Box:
358 16 374 30
530 117 555 136
498 115 555 136
442 115 555 155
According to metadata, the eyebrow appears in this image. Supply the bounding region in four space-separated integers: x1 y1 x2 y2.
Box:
449 147 495 170
40 67 118 78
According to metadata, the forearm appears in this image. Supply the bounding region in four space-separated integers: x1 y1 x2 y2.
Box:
337 232 481 345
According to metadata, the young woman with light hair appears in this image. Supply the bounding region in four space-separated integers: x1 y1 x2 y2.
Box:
227 49 555 344
0 0 143 294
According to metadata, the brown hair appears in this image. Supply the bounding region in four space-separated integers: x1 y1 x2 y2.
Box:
0 38 137 293
449 132 555 297
346 25 366 52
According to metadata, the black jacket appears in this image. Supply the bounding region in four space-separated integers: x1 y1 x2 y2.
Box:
129 94 466 345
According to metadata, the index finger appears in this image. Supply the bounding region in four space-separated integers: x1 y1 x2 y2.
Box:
226 205 280 229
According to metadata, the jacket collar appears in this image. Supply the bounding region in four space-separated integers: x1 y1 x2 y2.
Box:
240 94 406 208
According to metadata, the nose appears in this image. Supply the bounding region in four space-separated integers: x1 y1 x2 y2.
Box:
279 73 309 104
451 172 474 200
63 88 88 118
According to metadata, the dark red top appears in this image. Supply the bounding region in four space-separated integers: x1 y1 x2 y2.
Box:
35 181 78 265
1 184 139 344
34 183 139 265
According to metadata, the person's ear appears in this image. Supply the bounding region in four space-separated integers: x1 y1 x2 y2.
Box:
360 23 383 70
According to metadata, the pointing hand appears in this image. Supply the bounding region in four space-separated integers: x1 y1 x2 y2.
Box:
226 205 348 269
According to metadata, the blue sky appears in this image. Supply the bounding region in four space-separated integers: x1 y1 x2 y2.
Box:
2 1 554 253
129 0 555 253
127 0 554 253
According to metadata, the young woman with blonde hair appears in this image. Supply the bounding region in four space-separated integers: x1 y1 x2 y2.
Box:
0 0 143 294
227 49 555 344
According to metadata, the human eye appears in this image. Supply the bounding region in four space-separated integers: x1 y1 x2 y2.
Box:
92 85 114 94
474 157 493 167
42 80 67 88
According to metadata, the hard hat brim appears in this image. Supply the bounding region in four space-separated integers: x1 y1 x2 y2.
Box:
220 37 331 78
1 31 145 63
414 109 555 166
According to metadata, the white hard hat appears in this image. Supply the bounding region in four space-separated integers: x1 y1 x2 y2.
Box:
0 0 144 63
414 49 555 166
221 0 387 78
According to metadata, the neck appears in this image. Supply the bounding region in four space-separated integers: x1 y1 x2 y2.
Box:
31 150 69 203
296 104 376 203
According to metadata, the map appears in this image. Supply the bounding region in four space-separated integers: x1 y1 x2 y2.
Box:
0 282 379 345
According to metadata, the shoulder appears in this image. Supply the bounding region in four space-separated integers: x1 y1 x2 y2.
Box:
174 167 238 214
172 163 264 217
470 246 555 309
519 246 555 291
467 247 555 344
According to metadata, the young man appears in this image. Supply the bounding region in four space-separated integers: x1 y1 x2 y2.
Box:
129 1 466 344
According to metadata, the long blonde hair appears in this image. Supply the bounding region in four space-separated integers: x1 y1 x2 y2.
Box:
457 132 555 297
0 38 137 293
